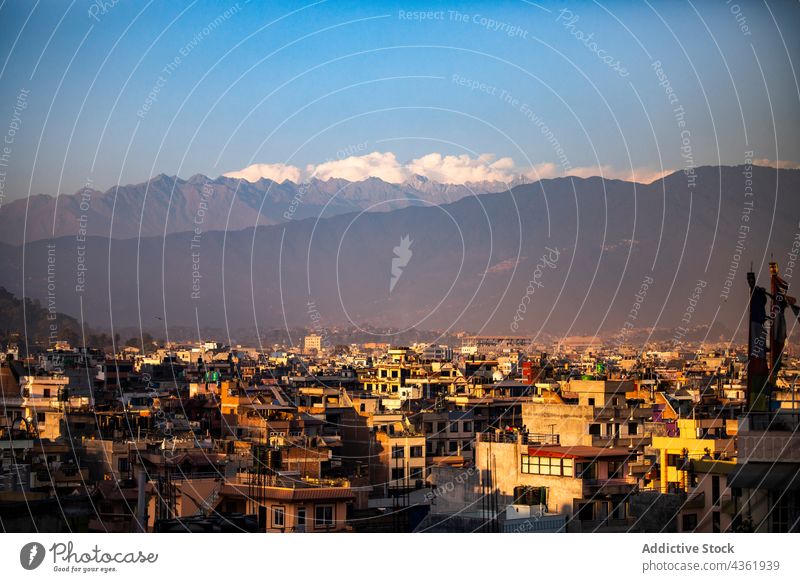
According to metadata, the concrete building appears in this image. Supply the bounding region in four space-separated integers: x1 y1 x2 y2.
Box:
422 410 474 464
726 411 800 532
480 438 638 531
304 334 322 353
651 418 735 494
372 429 426 495
168 475 354 532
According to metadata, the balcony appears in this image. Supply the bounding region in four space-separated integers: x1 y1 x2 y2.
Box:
683 491 706 510
31 466 90 488
583 478 637 495
741 411 800 432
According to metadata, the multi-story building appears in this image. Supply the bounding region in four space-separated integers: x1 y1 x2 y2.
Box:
425 434 640 532
727 411 800 532
372 428 426 495
422 410 475 464
651 417 736 494
304 334 322 353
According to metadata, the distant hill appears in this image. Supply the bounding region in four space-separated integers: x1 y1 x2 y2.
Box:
0 287 84 346
1 165 797 342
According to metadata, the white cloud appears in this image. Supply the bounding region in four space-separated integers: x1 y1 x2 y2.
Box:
406 153 518 184
753 158 800 170
563 165 672 184
224 152 674 186
312 151 408 183
521 162 560 181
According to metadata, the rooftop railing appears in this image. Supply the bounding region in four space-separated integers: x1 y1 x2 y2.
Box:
476 432 559 445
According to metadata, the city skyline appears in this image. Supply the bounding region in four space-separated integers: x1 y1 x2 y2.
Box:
2 0 800 556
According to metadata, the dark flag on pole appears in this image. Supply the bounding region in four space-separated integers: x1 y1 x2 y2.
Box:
772 273 791 375
747 271 770 411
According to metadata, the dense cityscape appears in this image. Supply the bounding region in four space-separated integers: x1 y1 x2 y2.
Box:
2 262 798 534
2 8 800 580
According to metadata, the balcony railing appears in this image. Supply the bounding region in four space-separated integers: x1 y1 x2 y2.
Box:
476 432 559 445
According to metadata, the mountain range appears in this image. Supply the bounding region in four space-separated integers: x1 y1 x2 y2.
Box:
0 165 797 342
0 174 515 245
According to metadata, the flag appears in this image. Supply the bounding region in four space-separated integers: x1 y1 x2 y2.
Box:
748 285 770 411
772 274 794 374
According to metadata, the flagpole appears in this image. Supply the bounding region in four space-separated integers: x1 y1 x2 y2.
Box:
770 261 779 376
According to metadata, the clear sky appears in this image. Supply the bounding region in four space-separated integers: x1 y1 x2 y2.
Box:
0 0 798 198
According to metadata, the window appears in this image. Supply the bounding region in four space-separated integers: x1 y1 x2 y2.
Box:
610 500 626 520
576 462 597 480
628 422 638 435
521 454 539 474
315 505 334 528
521 455 573 477
391 467 405 480
514 485 547 506
391 370 398 378
43 388 51 398
587 398 595 406
462 421 472 433
118 458 129 472
462 440 472 452
589 424 601 436
436 422 446 433
682 513 698 532
391 445 404 459
424 422 433 434
607 460 623 479
410 446 423 458
449 422 458 433
410 468 424 481
667 454 683 468
272 506 285 528
448 440 458 453
712 475 721 506
562 458 574 477
37 412 45 422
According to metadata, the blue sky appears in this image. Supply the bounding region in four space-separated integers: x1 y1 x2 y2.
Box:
0 0 798 197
